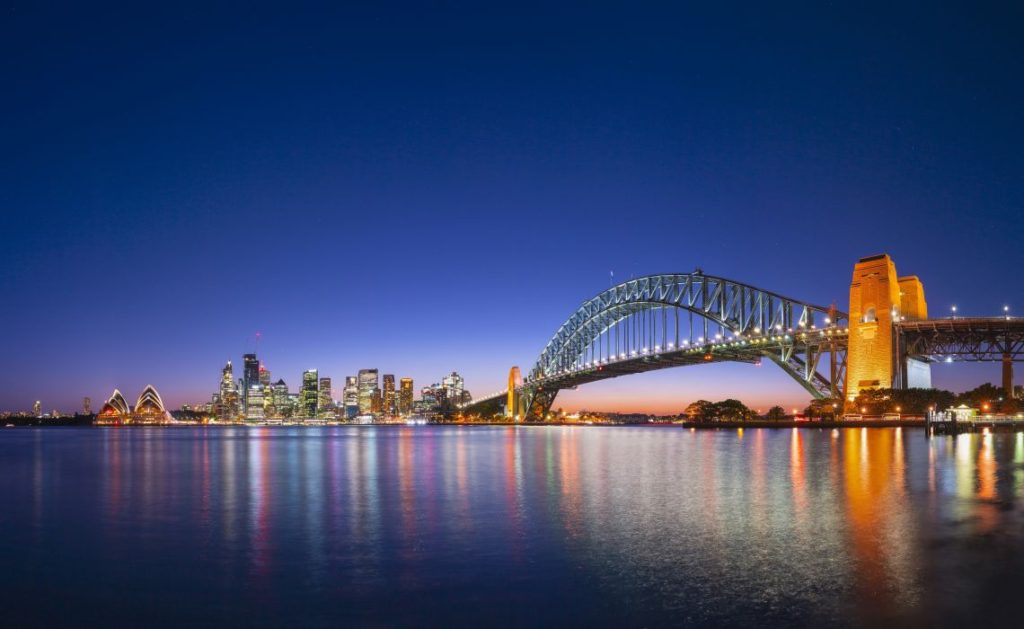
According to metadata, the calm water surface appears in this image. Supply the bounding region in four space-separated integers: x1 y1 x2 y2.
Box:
2 426 1024 627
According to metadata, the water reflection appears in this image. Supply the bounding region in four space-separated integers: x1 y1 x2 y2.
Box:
3 426 1024 625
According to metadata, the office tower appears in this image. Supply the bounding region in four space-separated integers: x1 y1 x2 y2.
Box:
242 353 259 413
440 371 471 405
358 369 379 414
318 377 333 418
259 364 271 386
272 379 290 417
245 384 264 421
83 397 92 415
371 387 382 414
218 361 240 420
344 376 358 418
399 378 413 415
33 400 41 416
262 382 275 417
382 374 396 416
301 369 319 418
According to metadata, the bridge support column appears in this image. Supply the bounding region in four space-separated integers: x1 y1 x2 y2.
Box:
845 254 928 409
1004 353 1015 399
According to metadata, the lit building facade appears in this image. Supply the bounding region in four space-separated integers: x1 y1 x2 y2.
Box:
246 384 264 421
344 376 358 418
300 369 319 418
399 377 413 415
358 369 378 414
97 386 170 425
318 377 334 419
382 374 396 416
272 379 290 418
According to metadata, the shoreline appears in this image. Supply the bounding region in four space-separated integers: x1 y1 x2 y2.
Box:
4 420 930 429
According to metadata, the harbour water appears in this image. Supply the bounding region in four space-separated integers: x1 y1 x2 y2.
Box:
2 426 1023 626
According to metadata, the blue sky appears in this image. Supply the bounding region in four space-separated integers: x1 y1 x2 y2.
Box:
1 2 1022 412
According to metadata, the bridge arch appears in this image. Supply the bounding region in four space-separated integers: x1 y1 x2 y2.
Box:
528 273 847 402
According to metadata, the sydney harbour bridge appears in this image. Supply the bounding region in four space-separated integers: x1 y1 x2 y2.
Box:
462 254 1024 420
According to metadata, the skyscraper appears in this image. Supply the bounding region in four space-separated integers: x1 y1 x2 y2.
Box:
301 369 319 418
217 360 240 420
318 377 333 418
272 379 290 417
399 378 413 415
442 371 469 405
243 353 259 413
357 369 378 414
33 400 41 416
382 374 396 416
344 376 358 419
243 354 259 387
83 397 92 415
246 384 264 421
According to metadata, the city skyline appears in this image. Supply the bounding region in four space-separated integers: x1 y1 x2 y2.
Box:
2 3 1022 413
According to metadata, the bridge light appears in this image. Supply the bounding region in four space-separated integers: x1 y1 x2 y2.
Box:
754 327 761 333
945 356 953 363
667 343 674 348
655 345 661 351
824 317 831 325
775 324 782 331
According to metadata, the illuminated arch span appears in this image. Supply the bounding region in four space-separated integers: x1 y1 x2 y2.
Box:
530 273 846 396
134 385 166 414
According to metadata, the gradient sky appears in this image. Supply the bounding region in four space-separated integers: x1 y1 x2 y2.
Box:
2 2 1022 413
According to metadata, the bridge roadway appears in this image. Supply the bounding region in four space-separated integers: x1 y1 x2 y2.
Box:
465 317 1024 419
898 317 1024 361
466 325 851 415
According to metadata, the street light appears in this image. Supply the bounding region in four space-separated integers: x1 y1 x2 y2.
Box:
951 305 957 318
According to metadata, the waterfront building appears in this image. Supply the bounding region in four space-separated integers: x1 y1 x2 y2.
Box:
96 390 130 424
358 369 378 414
318 377 334 419
272 379 290 417
133 385 170 424
442 371 471 405
344 376 358 418
243 353 259 389
421 385 440 410
262 382 275 417
399 378 413 415
246 384 265 421
301 369 319 418
382 374 396 416
217 361 240 420
96 386 170 425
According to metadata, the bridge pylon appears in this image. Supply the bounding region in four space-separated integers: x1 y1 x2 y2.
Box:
846 254 930 408
507 366 522 420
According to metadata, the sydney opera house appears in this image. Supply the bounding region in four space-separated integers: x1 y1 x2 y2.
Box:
95 385 171 425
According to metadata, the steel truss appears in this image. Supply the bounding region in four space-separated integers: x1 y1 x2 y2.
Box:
510 273 849 419
899 318 1024 362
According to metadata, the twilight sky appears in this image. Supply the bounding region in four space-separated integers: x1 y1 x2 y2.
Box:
1 2 1022 413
